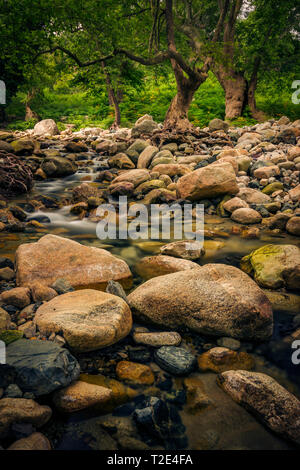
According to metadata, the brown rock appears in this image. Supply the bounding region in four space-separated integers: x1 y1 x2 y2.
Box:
236 187 271 204
177 162 239 201
289 184 300 202
0 267 15 281
0 308 11 330
128 264 273 341
135 255 200 280
18 320 36 338
151 163 191 177
35 289 132 352
116 361 155 385
30 282 57 302
110 169 150 187
183 377 214 414
0 287 31 308
197 347 254 373
53 381 112 412
0 398 52 438
286 216 300 236
15 234 132 290
231 208 262 224
253 165 280 179
159 240 205 260
8 432 52 450
217 370 300 446
137 146 158 169
223 197 249 213
133 331 181 348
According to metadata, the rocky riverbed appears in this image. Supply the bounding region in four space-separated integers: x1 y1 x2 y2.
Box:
0 115 299 450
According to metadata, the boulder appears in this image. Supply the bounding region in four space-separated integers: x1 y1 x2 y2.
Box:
236 187 271 204
15 234 132 290
110 169 150 188
41 156 77 177
64 141 88 153
159 240 205 260
131 119 158 137
6 339 80 395
176 162 239 201
231 208 262 224
223 197 249 213
8 432 52 450
135 255 201 280
0 287 31 309
53 381 112 413
0 398 52 438
286 216 300 236
34 289 132 353
33 119 59 136
217 370 300 446
241 244 300 291
11 139 35 156
137 146 158 168
209 119 229 132
128 264 273 341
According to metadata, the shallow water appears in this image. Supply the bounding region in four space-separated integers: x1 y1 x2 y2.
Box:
2 161 300 451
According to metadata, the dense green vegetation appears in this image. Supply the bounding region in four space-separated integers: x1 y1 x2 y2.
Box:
1 0 300 130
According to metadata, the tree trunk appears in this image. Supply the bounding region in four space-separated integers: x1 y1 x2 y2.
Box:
246 59 266 122
163 75 201 132
101 62 121 129
25 89 39 121
214 67 247 120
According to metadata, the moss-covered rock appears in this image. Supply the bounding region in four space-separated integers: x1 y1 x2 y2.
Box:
0 330 23 345
241 244 300 290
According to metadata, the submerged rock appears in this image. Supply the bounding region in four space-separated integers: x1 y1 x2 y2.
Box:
6 339 80 396
53 381 112 413
0 398 52 438
128 264 273 341
8 432 52 450
241 244 300 291
133 331 181 348
217 370 300 446
35 289 132 352
154 346 196 376
116 361 155 385
159 240 205 260
197 347 254 373
15 234 132 290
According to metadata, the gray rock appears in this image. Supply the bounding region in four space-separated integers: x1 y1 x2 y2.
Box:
4 384 23 398
6 339 80 396
154 346 196 375
33 119 59 136
106 280 128 303
51 278 74 295
209 119 229 132
217 337 241 351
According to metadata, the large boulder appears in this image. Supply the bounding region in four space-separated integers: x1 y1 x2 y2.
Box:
241 244 300 291
0 398 52 438
33 119 59 136
131 118 158 137
218 370 300 446
15 234 132 289
35 289 132 352
128 264 273 341
176 162 239 201
41 156 77 177
6 339 80 396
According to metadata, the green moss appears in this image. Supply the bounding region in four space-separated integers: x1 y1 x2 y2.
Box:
0 330 23 345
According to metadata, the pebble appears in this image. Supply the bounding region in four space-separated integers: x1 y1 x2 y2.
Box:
154 346 196 376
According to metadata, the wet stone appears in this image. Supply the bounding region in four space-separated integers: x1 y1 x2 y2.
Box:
154 346 196 376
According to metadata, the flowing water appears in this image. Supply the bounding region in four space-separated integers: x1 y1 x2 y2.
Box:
2 159 300 451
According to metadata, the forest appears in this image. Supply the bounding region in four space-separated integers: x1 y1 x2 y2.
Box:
1 0 300 131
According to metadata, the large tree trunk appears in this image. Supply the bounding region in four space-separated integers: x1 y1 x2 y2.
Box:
25 89 39 121
214 66 247 120
246 58 266 122
164 74 201 132
101 62 121 129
